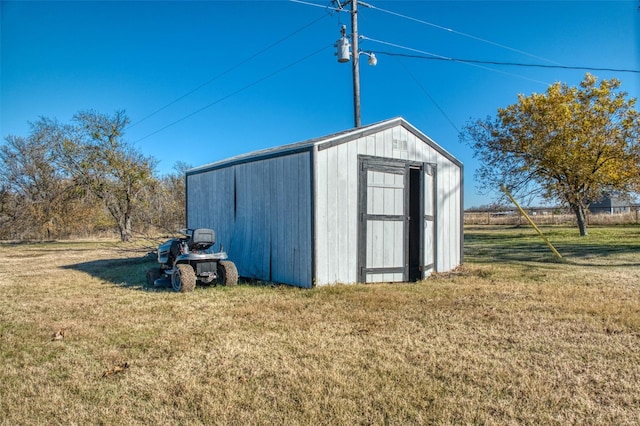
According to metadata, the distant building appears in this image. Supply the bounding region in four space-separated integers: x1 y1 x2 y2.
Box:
589 194 631 214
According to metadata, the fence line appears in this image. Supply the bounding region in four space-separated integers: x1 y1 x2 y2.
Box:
464 205 640 226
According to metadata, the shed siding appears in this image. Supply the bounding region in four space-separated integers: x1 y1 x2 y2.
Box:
314 142 360 284
187 167 235 246
187 151 313 288
315 124 462 285
435 159 462 272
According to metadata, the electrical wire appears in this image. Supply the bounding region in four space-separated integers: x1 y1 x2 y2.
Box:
298 1 638 74
366 3 564 66
292 0 565 66
134 44 333 143
361 35 550 85
290 0 347 13
377 51 640 74
128 13 330 130
396 59 461 135
136 1 638 143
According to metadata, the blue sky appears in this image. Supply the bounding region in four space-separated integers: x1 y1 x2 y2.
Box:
2 0 638 208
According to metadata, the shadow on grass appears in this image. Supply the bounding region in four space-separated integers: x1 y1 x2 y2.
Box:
62 252 163 291
465 226 640 267
62 253 269 292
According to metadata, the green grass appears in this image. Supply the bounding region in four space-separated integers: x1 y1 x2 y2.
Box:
465 224 640 264
1 227 639 425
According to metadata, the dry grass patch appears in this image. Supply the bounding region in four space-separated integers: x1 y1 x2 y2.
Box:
1 228 639 424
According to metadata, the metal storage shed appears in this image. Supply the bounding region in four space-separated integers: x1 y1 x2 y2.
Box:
186 117 463 288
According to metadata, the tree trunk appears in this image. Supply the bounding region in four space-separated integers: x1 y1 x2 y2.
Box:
571 203 588 236
118 215 132 242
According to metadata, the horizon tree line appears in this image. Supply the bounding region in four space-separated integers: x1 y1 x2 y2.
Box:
0 110 186 241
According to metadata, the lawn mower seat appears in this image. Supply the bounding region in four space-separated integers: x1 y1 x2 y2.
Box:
189 228 215 251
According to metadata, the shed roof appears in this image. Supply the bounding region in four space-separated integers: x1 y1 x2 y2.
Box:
187 117 461 176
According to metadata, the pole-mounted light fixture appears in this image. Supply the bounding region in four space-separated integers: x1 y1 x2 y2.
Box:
362 51 377 66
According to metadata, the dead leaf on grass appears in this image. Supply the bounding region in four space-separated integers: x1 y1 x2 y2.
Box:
51 329 66 341
102 362 130 378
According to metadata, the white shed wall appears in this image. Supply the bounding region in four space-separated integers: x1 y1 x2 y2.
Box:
187 151 313 288
314 124 462 285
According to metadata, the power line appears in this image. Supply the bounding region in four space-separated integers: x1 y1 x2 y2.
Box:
362 35 550 85
128 13 330 130
293 0 565 66
290 0 346 13
366 3 564 66
377 51 640 74
296 1 638 75
134 44 333 143
395 60 461 135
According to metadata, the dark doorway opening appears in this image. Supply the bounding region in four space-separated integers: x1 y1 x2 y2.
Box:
408 167 422 282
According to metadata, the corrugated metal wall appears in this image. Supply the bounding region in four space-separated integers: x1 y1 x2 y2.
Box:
314 124 462 285
187 151 314 288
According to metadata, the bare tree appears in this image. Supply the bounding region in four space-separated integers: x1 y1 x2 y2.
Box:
59 110 158 242
0 119 75 239
137 161 189 233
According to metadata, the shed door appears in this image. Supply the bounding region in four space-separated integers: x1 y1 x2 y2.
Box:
358 157 437 283
358 158 409 283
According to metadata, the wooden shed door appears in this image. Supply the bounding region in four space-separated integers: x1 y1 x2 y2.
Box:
358 157 409 283
358 157 408 282
358 157 436 283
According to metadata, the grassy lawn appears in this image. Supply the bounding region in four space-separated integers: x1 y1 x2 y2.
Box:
1 226 639 425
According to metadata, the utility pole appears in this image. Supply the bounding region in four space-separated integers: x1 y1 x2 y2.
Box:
334 0 375 128
350 0 361 128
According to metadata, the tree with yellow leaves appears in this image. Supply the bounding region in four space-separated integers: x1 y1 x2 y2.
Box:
462 74 640 236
